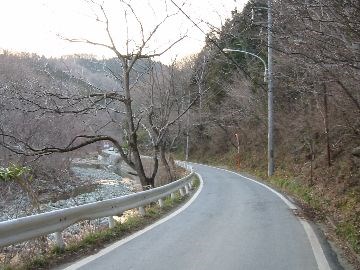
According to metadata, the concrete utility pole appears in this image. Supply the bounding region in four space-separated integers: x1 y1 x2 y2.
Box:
185 87 190 162
185 118 190 161
223 0 275 177
267 0 274 176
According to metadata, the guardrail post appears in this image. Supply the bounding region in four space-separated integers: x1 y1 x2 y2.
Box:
108 216 116 228
117 213 123 224
170 192 176 199
179 187 185 197
158 198 164 208
54 231 65 250
185 184 189 194
138 206 146 216
188 182 193 190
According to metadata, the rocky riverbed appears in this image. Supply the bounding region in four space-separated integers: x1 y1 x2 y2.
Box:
45 167 133 209
0 153 136 222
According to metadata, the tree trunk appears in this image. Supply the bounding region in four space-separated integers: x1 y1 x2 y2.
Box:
159 144 173 186
123 59 149 189
148 151 159 188
323 83 331 167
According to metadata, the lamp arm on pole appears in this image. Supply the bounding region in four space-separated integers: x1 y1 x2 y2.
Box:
222 48 267 82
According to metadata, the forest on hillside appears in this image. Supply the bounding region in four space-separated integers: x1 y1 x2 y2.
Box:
187 0 360 255
0 0 359 262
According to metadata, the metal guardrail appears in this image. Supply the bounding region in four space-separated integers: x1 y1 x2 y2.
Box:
0 165 194 248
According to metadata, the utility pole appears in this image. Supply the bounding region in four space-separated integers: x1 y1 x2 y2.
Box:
185 87 190 162
198 55 206 122
267 0 274 176
223 0 275 176
222 46 273 176
185 116 190 161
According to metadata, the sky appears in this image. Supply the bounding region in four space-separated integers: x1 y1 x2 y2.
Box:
0 0 247 64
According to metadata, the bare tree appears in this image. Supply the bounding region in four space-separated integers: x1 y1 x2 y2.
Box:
0 0 195 189
134 60 199 186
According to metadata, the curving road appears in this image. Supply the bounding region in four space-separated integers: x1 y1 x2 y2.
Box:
62 163 336 270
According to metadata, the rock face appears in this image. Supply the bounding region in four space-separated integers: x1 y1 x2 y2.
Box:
352 146 360 157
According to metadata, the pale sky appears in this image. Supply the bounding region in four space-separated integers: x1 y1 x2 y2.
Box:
0 0 247 64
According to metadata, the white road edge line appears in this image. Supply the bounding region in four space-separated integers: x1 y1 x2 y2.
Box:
63 173 204 270
190 162 296 210
300 220 332 270
191 162 331 270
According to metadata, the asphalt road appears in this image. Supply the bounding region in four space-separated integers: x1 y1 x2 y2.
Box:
64 163 334 270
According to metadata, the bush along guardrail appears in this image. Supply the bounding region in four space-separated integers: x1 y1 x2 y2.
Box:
0 164 194 249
